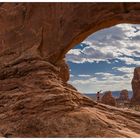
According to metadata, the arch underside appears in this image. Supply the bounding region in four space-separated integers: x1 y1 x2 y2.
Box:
1 3 140 64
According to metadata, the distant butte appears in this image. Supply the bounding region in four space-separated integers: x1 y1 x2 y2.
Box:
131 67 140 104
101 91 116 106
118 89 129 101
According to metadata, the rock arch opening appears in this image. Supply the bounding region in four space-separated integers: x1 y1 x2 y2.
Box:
1 3 140 137
66 23 140 105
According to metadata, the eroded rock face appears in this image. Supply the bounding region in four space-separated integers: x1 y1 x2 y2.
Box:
0 3 140 137
131 67 140 104
101 91 116 106
56 59 70 82
1 3 140 65
118 89 129 100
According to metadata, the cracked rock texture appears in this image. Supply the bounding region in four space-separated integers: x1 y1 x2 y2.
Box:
0 3 140 137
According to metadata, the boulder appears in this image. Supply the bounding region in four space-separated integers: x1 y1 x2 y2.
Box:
101 91 116 106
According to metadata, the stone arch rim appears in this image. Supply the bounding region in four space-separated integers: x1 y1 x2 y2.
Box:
56 11 140 63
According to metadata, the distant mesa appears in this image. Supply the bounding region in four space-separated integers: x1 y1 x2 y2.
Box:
101 91 116 106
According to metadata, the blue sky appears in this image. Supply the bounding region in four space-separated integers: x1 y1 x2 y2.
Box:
66 24 140 93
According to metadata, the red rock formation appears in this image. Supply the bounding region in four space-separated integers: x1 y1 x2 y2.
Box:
131 67 140 104
56 59 70 82
118 89 129 100
0 3 140 137
101 91 116 106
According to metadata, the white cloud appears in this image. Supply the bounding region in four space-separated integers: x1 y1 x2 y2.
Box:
70 74 74 77
68 49 81 55
116 24 140 37
69 72 132 93
66 23 140 66
118 57 140 65
112 66 135 74
71 77 97 85
67 24 140 93
78 74 91 77
95 72 114 77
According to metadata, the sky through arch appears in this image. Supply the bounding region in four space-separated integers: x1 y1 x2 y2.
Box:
66 24 140 94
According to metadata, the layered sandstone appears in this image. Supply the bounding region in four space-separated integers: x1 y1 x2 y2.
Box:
131 67 140 104
101 91 116 106
0 3 140 138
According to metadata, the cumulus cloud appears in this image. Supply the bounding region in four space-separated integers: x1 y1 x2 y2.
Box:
66 46 114 64
78 74 91 77
118 57 140 65
69 71 133 93
71 77 97 85
94 72 114 76
70 74 74 78
112 66 135 74
66 24 140 66
67 24 140 93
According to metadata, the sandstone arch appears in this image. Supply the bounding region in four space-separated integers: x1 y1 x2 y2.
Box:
1 3 140 65
58 3 140 61
1 3 140 137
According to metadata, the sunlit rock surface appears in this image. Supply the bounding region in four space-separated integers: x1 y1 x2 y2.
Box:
101 91 116 106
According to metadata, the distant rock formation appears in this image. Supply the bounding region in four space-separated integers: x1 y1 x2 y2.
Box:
131 67 140 104
101 91 116 106
118 89 129 101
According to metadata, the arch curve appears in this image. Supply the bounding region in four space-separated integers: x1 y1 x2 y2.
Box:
53 3 140 63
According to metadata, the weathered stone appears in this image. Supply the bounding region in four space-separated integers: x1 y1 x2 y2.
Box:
101 91 116 106
131 67 140 104
119 89 129 100
56 59 70 82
